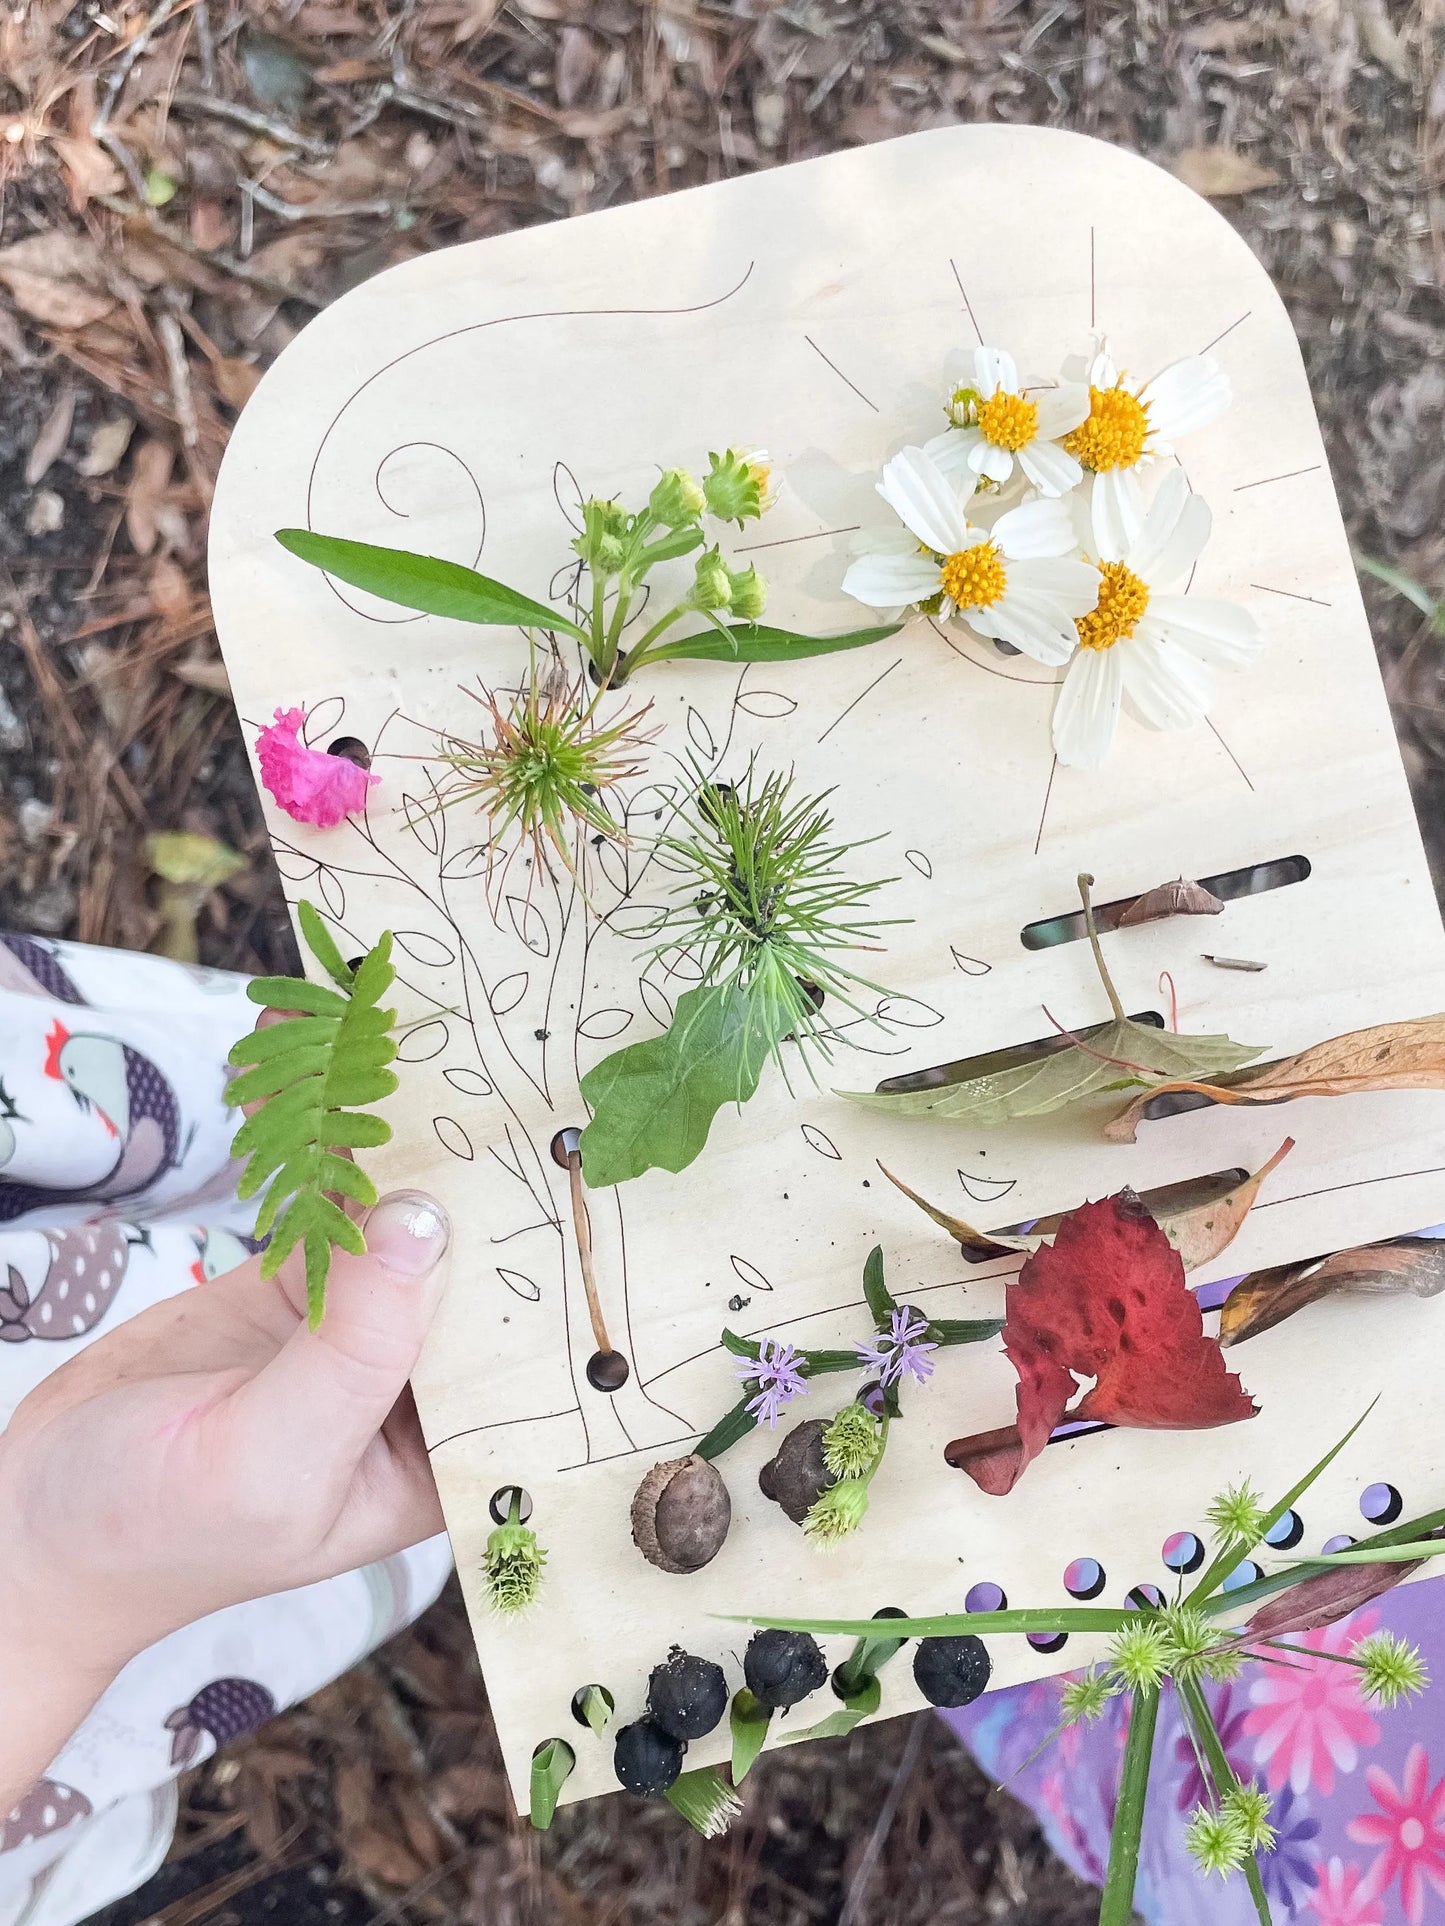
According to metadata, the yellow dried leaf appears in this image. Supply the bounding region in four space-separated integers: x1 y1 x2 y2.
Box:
1172 146 1279 198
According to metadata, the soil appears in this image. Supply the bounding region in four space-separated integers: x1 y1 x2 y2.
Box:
3 0 1444 1921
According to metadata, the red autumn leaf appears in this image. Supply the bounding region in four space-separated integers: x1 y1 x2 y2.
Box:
945 1188 1257 1496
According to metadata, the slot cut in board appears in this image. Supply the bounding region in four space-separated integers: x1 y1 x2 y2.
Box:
1020 855 1312 949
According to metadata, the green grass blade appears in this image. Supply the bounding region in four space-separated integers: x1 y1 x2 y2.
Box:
728 1607 1134 1638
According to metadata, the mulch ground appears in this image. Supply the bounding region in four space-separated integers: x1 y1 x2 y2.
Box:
3 1 1443 1921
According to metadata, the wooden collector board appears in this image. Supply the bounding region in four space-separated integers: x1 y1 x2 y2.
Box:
210 124 1445 1810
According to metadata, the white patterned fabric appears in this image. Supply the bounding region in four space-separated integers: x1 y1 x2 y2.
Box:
0 933 453 1926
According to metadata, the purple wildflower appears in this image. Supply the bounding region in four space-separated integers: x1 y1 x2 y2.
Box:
738 1337 808 1427
855 1307 939 1388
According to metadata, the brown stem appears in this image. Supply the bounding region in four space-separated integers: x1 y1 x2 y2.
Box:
1078 871 1125 1023
567 1149 611 1354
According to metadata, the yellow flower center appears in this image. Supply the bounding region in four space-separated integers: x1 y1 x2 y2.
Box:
940 541 1007 610
1061 385 1150 472
977 390 1038 451
1076 561 1150 650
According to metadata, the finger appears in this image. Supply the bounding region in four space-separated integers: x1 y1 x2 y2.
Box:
318 1388 447 1571
227 1191 450 1492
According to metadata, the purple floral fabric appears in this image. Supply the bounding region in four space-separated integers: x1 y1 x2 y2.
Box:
946 1578 1445 1924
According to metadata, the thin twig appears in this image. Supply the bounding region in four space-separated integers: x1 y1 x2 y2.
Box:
567 1148 612 1354
170 88 334 156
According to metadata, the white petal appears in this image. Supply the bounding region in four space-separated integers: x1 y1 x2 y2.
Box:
1127 471 1211 587
1089 468 1146 559
923 427 981 481
1053 647 1123 768
842 550 943 609
1140 354 1231 442
1119 630 1215 731
1017 437 1084 497
1009 556 1102 615
1032 385 1091 439
993 495 1076 560
1088 340 1119 388
968 589 1077 666
1143 597 1262 671
977 441 1015 484
877 446 972 554
974 346 1019 397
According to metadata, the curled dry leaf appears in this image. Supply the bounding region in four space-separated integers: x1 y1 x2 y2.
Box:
880 1138 1292 1272
0 230 116 329
125 440 176 557
1116 877 1225 927
1105 1013 1445 1142
1245 1547 1439 1641
944 1189 1256 1496
1219 1237 1445 1347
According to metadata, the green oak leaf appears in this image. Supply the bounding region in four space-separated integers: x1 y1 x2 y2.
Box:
579 982 790 1187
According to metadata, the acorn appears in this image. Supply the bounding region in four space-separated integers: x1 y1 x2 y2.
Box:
613 1717 685 1796
912 1634 992 1708
647 1648 729 1741
758 1419 837 1524
743 1628 828 1710
631 1454 731 1574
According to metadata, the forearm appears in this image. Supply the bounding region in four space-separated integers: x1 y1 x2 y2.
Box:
0 1619 115 1819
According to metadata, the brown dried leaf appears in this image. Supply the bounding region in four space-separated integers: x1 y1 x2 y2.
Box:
1172 146 1279 198
1105 1014 1445 1141
1117 877 1225 926
125 439 175 557
0 230 115 328
1219 1238 1445 1347
1246 1555 1428 1640
214 357 263 409
25 384 75 485
51 134 125 210
79 416 135 478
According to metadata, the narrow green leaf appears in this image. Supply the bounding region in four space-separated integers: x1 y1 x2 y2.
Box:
577 1686 614 1737
238 977 347 1020
305 1230 330 1330
641 621 899 666
1356 554 1444 626
579 982 789 1187
529 1739 575 1830
297 901 354 989
635 527 705 568
276 529 587 639
664 1766 742 1838
775 1674 882 1746
227 1048 334 1105
1202 1504 1445 1619
320 1111 394 1149
835 1621 910 1698
720 1328 760 1361
862 1244 895 1324
929 1317 1006 1346
729 1608 1134 1639
695 1397 758 1462
729 1691 772 1784
1188 1404 1377 1606
1285 1542 1445 1565
797 1348 862 1376
233 1015 341 1063
1099 1688 1159 1926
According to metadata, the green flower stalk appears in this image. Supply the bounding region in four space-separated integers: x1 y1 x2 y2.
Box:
484 1493 546 1615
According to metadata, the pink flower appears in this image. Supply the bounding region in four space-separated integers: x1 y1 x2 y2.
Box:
1243 1611 1380 1796
1307 1857 1384 1926
255 708 377 827
1348 1745 1445 1925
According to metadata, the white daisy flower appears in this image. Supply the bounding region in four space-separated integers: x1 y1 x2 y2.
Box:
842 446 1099 665
925 346 1090 498
1060 339 1232 554
1052 468 1262 769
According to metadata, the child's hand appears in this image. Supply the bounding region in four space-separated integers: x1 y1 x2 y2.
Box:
0 1189 450 1804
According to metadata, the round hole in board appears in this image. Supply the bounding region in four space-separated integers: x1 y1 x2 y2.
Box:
1361 1482 1403 1526
1322 1534 1356 1555
488 1485 533 1526
586 1350 630 1393
965 1582 1007 1614
1027 1631 1068 1654
1127 1584 1165 1611
570 1685 615 1728
1220 1560 1263 1594
346 958 366 973
550 1126 584 1169
1063 1557 1105 1601
327 736 372 769
1265 1509 1304 1550
1161 1531 1205 1575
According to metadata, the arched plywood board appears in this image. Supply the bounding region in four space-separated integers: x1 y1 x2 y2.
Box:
211 124 1445 1810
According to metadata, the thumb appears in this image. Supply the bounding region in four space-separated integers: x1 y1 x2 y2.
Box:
233 1191 451 1481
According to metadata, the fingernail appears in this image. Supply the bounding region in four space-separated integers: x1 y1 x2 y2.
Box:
364 1191 451 1277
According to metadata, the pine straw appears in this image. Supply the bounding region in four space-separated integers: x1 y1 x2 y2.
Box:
2 0 1443 1918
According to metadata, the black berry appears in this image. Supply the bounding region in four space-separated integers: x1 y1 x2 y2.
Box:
647 1649 729 1741
912 1635 992 1708
613 1718 685 1796
744 1629 828 1710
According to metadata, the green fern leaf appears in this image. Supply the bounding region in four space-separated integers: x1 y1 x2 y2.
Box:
228 906 399 1326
